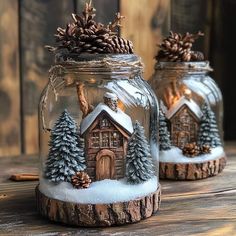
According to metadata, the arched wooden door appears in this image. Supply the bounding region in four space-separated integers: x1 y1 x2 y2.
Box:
96 149 115 180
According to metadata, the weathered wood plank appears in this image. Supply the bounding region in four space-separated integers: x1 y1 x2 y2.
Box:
0 143 235 235
208 0 236 140
75 0 118 25
0 0 21 156
20 0 74 155
170 0 209 54
120 0 170 80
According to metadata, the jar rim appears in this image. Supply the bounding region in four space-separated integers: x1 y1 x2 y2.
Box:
155 61 213 72
54 53 143 75
55 53 140 63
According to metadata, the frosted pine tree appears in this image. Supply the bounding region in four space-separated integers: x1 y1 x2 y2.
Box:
125 121 155 184
159 109 171 151
198 103 222 148
44 110 86 183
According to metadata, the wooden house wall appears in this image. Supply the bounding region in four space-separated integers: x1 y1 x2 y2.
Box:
170 106 199 147
0 0 233 157
85 131 127 180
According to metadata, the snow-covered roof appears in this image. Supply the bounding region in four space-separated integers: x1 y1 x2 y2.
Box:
80 103 134 135
166 96 202 120
104 92 118 100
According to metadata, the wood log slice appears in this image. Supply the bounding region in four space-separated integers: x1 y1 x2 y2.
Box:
35 185 161 227
160 156 227 180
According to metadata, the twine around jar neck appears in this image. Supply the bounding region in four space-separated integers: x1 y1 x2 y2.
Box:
155 61 213 74
40 54 143 131
56 53 144 74
154 61 213 82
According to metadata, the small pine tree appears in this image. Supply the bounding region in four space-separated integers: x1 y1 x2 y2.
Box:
44 110 86 183
198 103 222 148
125 121 155 184
159 109 171 151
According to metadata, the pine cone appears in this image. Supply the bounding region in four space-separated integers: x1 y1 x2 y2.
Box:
71 171 91 189
200 144 211 154
191 51 204 61
47 2 133 54
182 142 200 157
156 31 204 62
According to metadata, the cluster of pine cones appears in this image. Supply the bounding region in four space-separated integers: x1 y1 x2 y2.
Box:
182 143 211 157
71 171 91 189
156 31 204 62
47 2 133 54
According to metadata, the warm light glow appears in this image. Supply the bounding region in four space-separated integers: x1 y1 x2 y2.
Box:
184 89 192 99
64 76 74 86
118 100 125 111
89 78 96 83
172 96 180 105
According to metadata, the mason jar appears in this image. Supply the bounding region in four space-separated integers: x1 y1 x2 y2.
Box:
36 53 160 226
149 61 226 180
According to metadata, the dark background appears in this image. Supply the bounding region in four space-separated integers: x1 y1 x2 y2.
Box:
0 0 235 158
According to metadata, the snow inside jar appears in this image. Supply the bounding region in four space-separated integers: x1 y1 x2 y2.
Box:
36 3 160 225
150 31 227 180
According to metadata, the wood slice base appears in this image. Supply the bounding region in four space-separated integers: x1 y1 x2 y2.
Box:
160 156 227 180
35 185 161 227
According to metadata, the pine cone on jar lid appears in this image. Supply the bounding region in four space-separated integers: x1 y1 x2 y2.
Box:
156 31 204 62
71 171 91 189
46 1 133 54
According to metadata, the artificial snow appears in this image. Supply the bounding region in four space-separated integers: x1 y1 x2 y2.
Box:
80 103 134 135
39 176 158 204
166 96 202 120
104 92 118 99
160 146 225 163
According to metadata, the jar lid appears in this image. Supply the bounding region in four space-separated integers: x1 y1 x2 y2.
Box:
155 61 213 72
54 53 143 74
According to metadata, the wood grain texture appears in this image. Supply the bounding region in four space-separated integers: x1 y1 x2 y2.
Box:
120 0 170 80
171 0 209 55
36 186 161 227
0 0 21 156
20 0 74 154
160 155 227 180
75 0 119 25
0 142 235 235
208 0 236 140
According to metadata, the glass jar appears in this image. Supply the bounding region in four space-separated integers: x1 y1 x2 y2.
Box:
37 53 160 226
150 61 226 180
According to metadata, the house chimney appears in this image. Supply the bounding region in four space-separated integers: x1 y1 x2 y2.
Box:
104 92 118 112
184 89 192 100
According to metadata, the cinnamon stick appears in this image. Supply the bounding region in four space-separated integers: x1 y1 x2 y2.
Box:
9 173 39 181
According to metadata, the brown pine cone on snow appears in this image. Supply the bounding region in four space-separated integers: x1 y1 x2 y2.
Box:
71 171 91 189
46 1 133 54
156 31 204 62
200 144 211 154
182 142 200 157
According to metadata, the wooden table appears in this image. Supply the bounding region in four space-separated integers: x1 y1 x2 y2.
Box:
0 143 236 235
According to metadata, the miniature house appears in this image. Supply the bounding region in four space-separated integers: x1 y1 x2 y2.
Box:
80 92 133 181
166 96 202 148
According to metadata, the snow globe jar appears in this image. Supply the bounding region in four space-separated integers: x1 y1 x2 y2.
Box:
36 4 160 227
149 31 226 180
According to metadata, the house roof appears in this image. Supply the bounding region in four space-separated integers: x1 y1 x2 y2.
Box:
80 103 134 135
166 96 202 120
